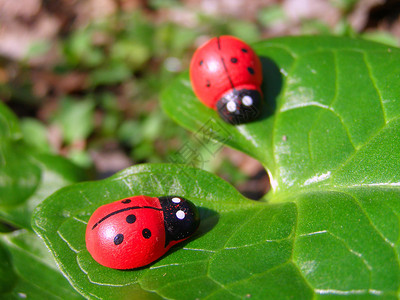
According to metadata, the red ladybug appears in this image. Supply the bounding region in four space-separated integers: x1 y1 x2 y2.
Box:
86 195 200 269
190 35 263 124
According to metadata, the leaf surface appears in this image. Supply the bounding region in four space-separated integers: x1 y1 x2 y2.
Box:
0 230 83 299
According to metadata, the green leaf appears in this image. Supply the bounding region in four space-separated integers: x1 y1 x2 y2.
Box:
20 118 52 153
33 36 400 299
89 64 131 87
0 103 85 228
0 239 17 293
258 5 287 27
0 102 21 140
0 230 83 299
54 97 95 144
0 153 85 229
62 29 105 68
0 142 41 207
362 31 400 47
0 103 41 207
33 164 254 299
227 21 260 43
162 36 400 193
329 0 359 11
110 40 151 70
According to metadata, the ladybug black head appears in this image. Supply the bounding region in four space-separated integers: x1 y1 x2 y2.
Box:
158 196 200 246
216 89 262 125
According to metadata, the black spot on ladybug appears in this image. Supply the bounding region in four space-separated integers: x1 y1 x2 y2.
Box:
199 60 203 66
247 67 255 75
126 214 136 224
114 234 124 245
206 80 211 88
142 229 151 239
121 199 131 204
231 57 238 63
241 48 248 53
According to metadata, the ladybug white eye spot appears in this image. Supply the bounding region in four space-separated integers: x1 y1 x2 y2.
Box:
176 210 186 220
172 197 181 203
242 96 253 106
226 101 237 112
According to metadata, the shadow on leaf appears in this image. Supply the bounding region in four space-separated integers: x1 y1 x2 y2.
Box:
258 56 282 121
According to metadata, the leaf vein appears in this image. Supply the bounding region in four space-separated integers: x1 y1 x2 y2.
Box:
330 115 400 179
345 191 397 249
362 52 387 123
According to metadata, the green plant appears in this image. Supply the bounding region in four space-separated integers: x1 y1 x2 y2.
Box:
0 230 83 299
30 36 400 299
0 102 85 229
0 102 85 298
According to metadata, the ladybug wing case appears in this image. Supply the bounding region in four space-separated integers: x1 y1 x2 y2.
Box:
190 36 263 124
219 36 263 94
86 196 167 270
190 37 233 109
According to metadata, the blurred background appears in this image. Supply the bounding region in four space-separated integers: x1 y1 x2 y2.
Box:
1 0 399 199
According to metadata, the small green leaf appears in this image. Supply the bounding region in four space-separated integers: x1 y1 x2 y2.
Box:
227 21 260 43
62 29 105 68
20 118 52 153
0 102 21 140
0 141 41 207
258 5 286 27
0 103 85 228
89 64 131 87
0 240 17 293
362 31 400 47
0 230 83 299
54 97 95 144
0 153 85 229
329 0 359 11
111 40 151 70
0 103 41 207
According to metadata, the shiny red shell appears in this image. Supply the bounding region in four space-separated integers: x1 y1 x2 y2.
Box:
190 35 262 109
85 195 200 270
